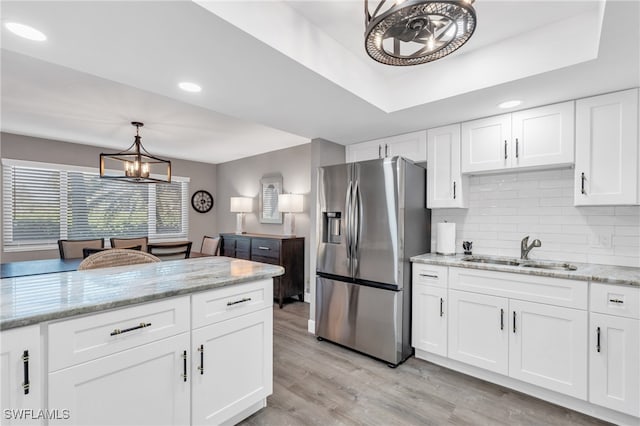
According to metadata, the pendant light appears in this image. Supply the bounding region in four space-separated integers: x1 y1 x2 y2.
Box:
365 0 477 66
99 122 171 183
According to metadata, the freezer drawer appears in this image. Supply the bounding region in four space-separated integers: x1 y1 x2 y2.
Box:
315 276 408 365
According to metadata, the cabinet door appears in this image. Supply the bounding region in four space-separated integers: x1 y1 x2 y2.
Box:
192 308 273 425
0 326 43 426
461 114 512 173
346 140 382 163
427 124 467 208
412 284 447 356
512 101 575 169
48 333 190 426
509 300 587 400
448 290 508 374
575 88 639 205
589 313 640 416
385 130 427 162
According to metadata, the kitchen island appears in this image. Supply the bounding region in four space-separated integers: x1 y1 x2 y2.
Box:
1 257 284 426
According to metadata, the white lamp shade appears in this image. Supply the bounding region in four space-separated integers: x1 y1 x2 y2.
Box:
278 194 303 213
230 197 252 213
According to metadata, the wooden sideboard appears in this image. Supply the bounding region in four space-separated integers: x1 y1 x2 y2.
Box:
220 233 304 308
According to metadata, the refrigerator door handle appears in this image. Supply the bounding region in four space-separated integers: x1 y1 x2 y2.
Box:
345 180 353 271
353 180 363 276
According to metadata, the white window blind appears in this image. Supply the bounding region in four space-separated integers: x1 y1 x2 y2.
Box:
2 159 189 251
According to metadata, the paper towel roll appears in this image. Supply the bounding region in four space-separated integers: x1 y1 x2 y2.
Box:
436 222 456 255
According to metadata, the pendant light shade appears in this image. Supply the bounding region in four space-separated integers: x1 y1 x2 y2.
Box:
99 122 171 183
365 0 477 66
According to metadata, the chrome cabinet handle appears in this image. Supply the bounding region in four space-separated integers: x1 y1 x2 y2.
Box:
500 309 504 331
22 350 30 395
227 297 251 306
609 298 624 304
581 172 586 194
453 181 456 199
596 327 601 353
515 138 519 158
513 311 517 333
504 140 508 159
258 246 270 250
378 145 382 159
182 350 187 382
419 273 438 279
110 322 151 336
440 298 444 317
385 144 389 157
198 345 204 375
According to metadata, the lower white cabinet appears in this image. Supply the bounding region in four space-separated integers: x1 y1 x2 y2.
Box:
509 300 587 399
448 289 508 374
412 284 448 357
0 326 43 425
49 333 190 425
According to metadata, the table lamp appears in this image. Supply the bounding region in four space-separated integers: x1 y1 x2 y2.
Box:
278 193 303 236
230 197 252 234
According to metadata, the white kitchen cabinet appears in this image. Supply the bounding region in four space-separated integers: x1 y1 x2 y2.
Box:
412 284 448 357
427 124 468 208
49 333 190 426
0 326 43 425
575 88 639 206
509 299 587 400
461 101 574 173
191 308 273 425
589 283 640 417
448 289 509 374
346 130 426 163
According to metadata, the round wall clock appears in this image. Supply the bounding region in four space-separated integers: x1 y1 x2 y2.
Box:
191 190 214 213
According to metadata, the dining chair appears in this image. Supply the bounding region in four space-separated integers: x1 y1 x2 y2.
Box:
110 236 148 252
200 236 220 256
78 249 161 270
58 238 104 259
83 246 141 259
147 242 192 260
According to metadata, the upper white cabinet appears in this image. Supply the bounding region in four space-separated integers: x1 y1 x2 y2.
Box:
0 326 43 426
427 124 468 208
461 101 575 174
574 88 639 206
346 130 426 163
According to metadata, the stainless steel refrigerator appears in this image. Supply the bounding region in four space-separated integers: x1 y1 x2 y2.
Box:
315 156 431 366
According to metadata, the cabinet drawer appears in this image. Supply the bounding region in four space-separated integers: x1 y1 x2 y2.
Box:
192 279 273 329
48 296 190 372
251 254 279 266
413 264 448 288
251 238 280 260
236 238 251 252
450 267 587 309
590 283 640 319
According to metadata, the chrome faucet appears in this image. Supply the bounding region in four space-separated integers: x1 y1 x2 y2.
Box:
520 236 541 259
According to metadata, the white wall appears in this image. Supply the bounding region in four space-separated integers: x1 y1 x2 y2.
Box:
432 168 640 267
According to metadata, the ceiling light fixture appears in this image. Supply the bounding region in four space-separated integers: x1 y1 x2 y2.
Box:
178 82 202 93
364 0 477 66
99 122 171 184
4 22 47 41
498 100 522 109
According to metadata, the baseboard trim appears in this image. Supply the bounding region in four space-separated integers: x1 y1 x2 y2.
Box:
307 319 315 334
415 350 639 425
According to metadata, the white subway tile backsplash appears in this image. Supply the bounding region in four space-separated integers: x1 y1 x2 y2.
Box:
431 168 640 267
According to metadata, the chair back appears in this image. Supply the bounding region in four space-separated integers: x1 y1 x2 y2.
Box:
110 236 148 252
58 239 104 259
200 236 220 256
78 249 161 270
147 242 192 260
83 246 141 259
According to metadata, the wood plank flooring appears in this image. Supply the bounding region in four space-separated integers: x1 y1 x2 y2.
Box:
240 302 610 426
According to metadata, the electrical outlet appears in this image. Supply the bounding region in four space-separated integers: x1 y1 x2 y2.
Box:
589 233 612 249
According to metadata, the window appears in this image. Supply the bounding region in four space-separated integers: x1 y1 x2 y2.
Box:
2 159 189 251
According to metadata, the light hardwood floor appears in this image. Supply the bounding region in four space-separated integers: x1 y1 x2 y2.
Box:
240 302 610 426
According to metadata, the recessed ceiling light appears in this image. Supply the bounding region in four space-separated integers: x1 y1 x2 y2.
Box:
5 22 47 41
498 100 522 109
178 82 202 93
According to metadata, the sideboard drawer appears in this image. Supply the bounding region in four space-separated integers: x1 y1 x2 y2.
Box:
251 238 280 260
590 283 640 319
413 264 448 288
48 296 190 371
192 279 273 329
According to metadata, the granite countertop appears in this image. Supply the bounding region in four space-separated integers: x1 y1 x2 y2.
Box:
411 253 640 287
0 257 284 331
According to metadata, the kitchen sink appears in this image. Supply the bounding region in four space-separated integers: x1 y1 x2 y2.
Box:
461 256 577 271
